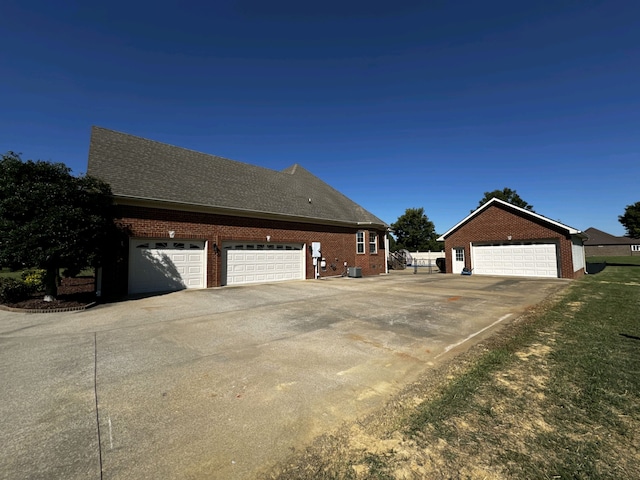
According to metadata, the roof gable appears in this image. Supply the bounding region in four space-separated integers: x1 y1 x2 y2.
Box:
437 198 584 241
87 127 386 227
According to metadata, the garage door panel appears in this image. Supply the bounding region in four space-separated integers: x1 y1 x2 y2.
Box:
129 240 206 294
472 244 558 278
224 243 304 286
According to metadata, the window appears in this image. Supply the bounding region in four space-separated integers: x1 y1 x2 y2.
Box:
455 248 464 262
369 231 377 254
356 231 365 254
632 245 640 252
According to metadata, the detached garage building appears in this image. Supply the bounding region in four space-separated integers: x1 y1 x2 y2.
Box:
437 198 587 279
87 127 387 296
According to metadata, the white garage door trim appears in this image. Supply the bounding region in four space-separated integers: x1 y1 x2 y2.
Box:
223 242 305 286
471 243 559 278
129 239 206 294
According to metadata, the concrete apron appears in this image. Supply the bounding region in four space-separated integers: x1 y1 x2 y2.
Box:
0 273 569 479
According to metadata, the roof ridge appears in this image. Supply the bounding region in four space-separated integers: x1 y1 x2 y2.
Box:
438 197 584 241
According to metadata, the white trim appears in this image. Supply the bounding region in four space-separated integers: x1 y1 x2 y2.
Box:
437 198 584 241
369 231 378 254
356 231 365 254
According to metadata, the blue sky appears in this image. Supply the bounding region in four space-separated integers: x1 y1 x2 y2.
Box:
1 1 638 236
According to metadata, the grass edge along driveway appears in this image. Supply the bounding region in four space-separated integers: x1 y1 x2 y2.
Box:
269 262 640 480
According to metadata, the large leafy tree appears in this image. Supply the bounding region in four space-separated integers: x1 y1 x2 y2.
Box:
391 207 441 251
476 188 533 211
0 152 116 300
619 201 640 238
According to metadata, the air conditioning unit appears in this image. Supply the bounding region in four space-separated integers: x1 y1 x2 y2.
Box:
347 267 362 278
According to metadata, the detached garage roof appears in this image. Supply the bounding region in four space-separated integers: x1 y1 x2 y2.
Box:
437 198 586 241
87 127 386 228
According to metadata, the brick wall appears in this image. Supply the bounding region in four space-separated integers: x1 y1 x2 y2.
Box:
104 205 386 295
443 204 583 279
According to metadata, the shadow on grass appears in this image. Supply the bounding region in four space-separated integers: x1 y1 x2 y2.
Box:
586 262 606 274
620 333 640 341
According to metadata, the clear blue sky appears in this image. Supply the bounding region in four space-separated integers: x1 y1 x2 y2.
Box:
2 1 638 236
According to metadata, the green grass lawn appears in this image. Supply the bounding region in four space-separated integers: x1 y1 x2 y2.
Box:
274 259 640 479
0 268 23 280
587 255 640 266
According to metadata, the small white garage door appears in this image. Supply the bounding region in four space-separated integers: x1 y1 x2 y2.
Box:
223 243 304 286
471 243 559 278
129 239 206 294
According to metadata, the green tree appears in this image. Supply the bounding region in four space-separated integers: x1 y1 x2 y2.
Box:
391 208 441 251
476 188 533 211
0 152 116 300
619 201 640 238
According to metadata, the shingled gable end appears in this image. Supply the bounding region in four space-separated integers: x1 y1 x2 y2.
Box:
437 198 587 279
87 127 388 296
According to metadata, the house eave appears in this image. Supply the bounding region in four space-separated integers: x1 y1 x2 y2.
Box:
113 195 388 229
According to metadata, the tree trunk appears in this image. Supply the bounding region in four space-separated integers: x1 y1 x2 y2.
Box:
43 266 58 302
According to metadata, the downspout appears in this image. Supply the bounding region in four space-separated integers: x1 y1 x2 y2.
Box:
384 229 390 274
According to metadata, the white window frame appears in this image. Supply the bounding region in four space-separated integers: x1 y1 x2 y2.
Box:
369 231 377 254
356 231 365 254
632 245 640 252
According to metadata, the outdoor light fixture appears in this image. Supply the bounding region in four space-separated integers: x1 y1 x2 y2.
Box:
169 230 175 238
266 235 271 242
213 243 220 254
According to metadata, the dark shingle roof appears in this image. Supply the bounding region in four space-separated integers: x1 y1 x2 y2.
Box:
584 227 636 245
87 127 386 227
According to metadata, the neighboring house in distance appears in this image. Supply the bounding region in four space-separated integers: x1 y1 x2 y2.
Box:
437 198 587 279
583 227 640 257
87 127 388 296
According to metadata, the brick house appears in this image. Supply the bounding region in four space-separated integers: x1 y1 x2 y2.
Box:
87 127 388 296
583 227 640 257
436 198 587 279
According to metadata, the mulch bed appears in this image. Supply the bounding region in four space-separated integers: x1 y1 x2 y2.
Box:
3 276 97 311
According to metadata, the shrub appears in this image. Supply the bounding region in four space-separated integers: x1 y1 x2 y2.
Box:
21 269 46 292
0 278 34 303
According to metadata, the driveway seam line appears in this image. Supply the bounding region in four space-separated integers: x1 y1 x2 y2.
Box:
435 313 513 358
93 332 104 480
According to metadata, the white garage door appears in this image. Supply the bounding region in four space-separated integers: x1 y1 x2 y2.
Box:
223 243 304 286
129 239 206 294
471 244 558 278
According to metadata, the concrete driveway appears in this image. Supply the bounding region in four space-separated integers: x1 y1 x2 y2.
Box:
0 272 569 479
